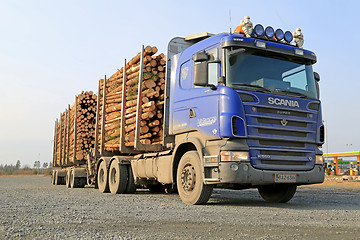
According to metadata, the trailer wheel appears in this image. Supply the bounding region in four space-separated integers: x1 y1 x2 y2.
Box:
66 170 71 188
109 160 128 194
54 170 59 185
51 170 55 185
70 170 81 188
258 184 297 203
125 165 136 194
97 161 110 193
176 151 213 205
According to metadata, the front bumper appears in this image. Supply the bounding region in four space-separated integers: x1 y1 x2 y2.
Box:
205 162 324 185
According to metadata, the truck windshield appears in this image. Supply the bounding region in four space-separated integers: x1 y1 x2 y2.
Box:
225 48 318 99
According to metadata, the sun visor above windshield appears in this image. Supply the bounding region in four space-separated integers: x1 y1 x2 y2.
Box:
221 35 317 64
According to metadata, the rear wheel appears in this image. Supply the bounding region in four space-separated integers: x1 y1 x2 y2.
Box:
54 170 59 185
70 170 80 188
109 160 128 194
97 161 110 193
66 170 71 188
176 151 213 205
258 184 297 203
51 170 55 185
125 165 136 194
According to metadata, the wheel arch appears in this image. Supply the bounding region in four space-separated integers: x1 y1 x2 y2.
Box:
171 137 204 184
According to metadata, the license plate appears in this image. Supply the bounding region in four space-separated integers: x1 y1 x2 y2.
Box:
274 173 296 183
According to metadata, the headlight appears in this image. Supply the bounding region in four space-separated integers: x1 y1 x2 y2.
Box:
254 24 264 37
284 31 293 43
265 26 274 39
275 29 284 41
221 151 249 162
315 155 324 164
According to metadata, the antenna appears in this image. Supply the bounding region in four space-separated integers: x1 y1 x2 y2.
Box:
229 8 232 33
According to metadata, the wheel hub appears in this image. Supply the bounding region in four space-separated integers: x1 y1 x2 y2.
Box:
181 165 196 191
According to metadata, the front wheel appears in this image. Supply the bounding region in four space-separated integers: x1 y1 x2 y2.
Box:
258 184 297 203
176 151 213 205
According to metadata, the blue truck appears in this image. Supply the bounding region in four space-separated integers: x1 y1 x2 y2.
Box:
53 18 325 205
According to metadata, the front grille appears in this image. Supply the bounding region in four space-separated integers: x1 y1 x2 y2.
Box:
257 118 307 127
258 128 307 138
257 107 308 118
262 160 307 166
242 95 318 171
258 140 305 148
260 150 306 157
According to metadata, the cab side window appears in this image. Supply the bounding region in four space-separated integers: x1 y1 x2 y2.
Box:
207 47 219 86
180 60 193 89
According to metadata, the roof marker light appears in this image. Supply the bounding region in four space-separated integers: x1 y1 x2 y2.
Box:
253 24 264 37
275 29 284 41
295 49 304 55
256 41 266 48
284 31 293 43
265 26 274 39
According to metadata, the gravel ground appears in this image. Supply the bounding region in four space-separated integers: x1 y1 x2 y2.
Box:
0 176 359 239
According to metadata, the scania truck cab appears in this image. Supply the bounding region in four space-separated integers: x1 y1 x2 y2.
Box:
166 18 324 204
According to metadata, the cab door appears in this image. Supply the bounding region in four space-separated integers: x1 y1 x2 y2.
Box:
187 47 220 140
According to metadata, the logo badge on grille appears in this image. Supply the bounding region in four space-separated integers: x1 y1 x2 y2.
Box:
280 119 288 126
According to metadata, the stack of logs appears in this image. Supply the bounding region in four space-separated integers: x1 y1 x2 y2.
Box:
98 45 166 152
55 91 97 167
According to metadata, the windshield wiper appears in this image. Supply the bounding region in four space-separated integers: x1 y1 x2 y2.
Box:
231 83 271 93
274 89 308 98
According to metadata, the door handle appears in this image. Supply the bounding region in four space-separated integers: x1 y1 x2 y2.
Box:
189 108 196 118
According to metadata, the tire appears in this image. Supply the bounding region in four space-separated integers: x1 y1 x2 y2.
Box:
97 161 110 193
66 170 71 188
109 160 128 194
70 170 80 188
54 171 59 185
176 151 213 205
51 171 55 185
125 165 136 194
258 184 297 203
71 178 80 188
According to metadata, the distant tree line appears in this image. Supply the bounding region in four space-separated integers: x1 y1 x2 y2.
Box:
0 160 52 176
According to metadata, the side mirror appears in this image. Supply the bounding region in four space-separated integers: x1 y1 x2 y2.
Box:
193 51 209 62
193 62 208 86
314 72 320 82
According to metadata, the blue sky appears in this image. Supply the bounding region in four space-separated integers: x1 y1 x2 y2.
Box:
1 0 359 166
